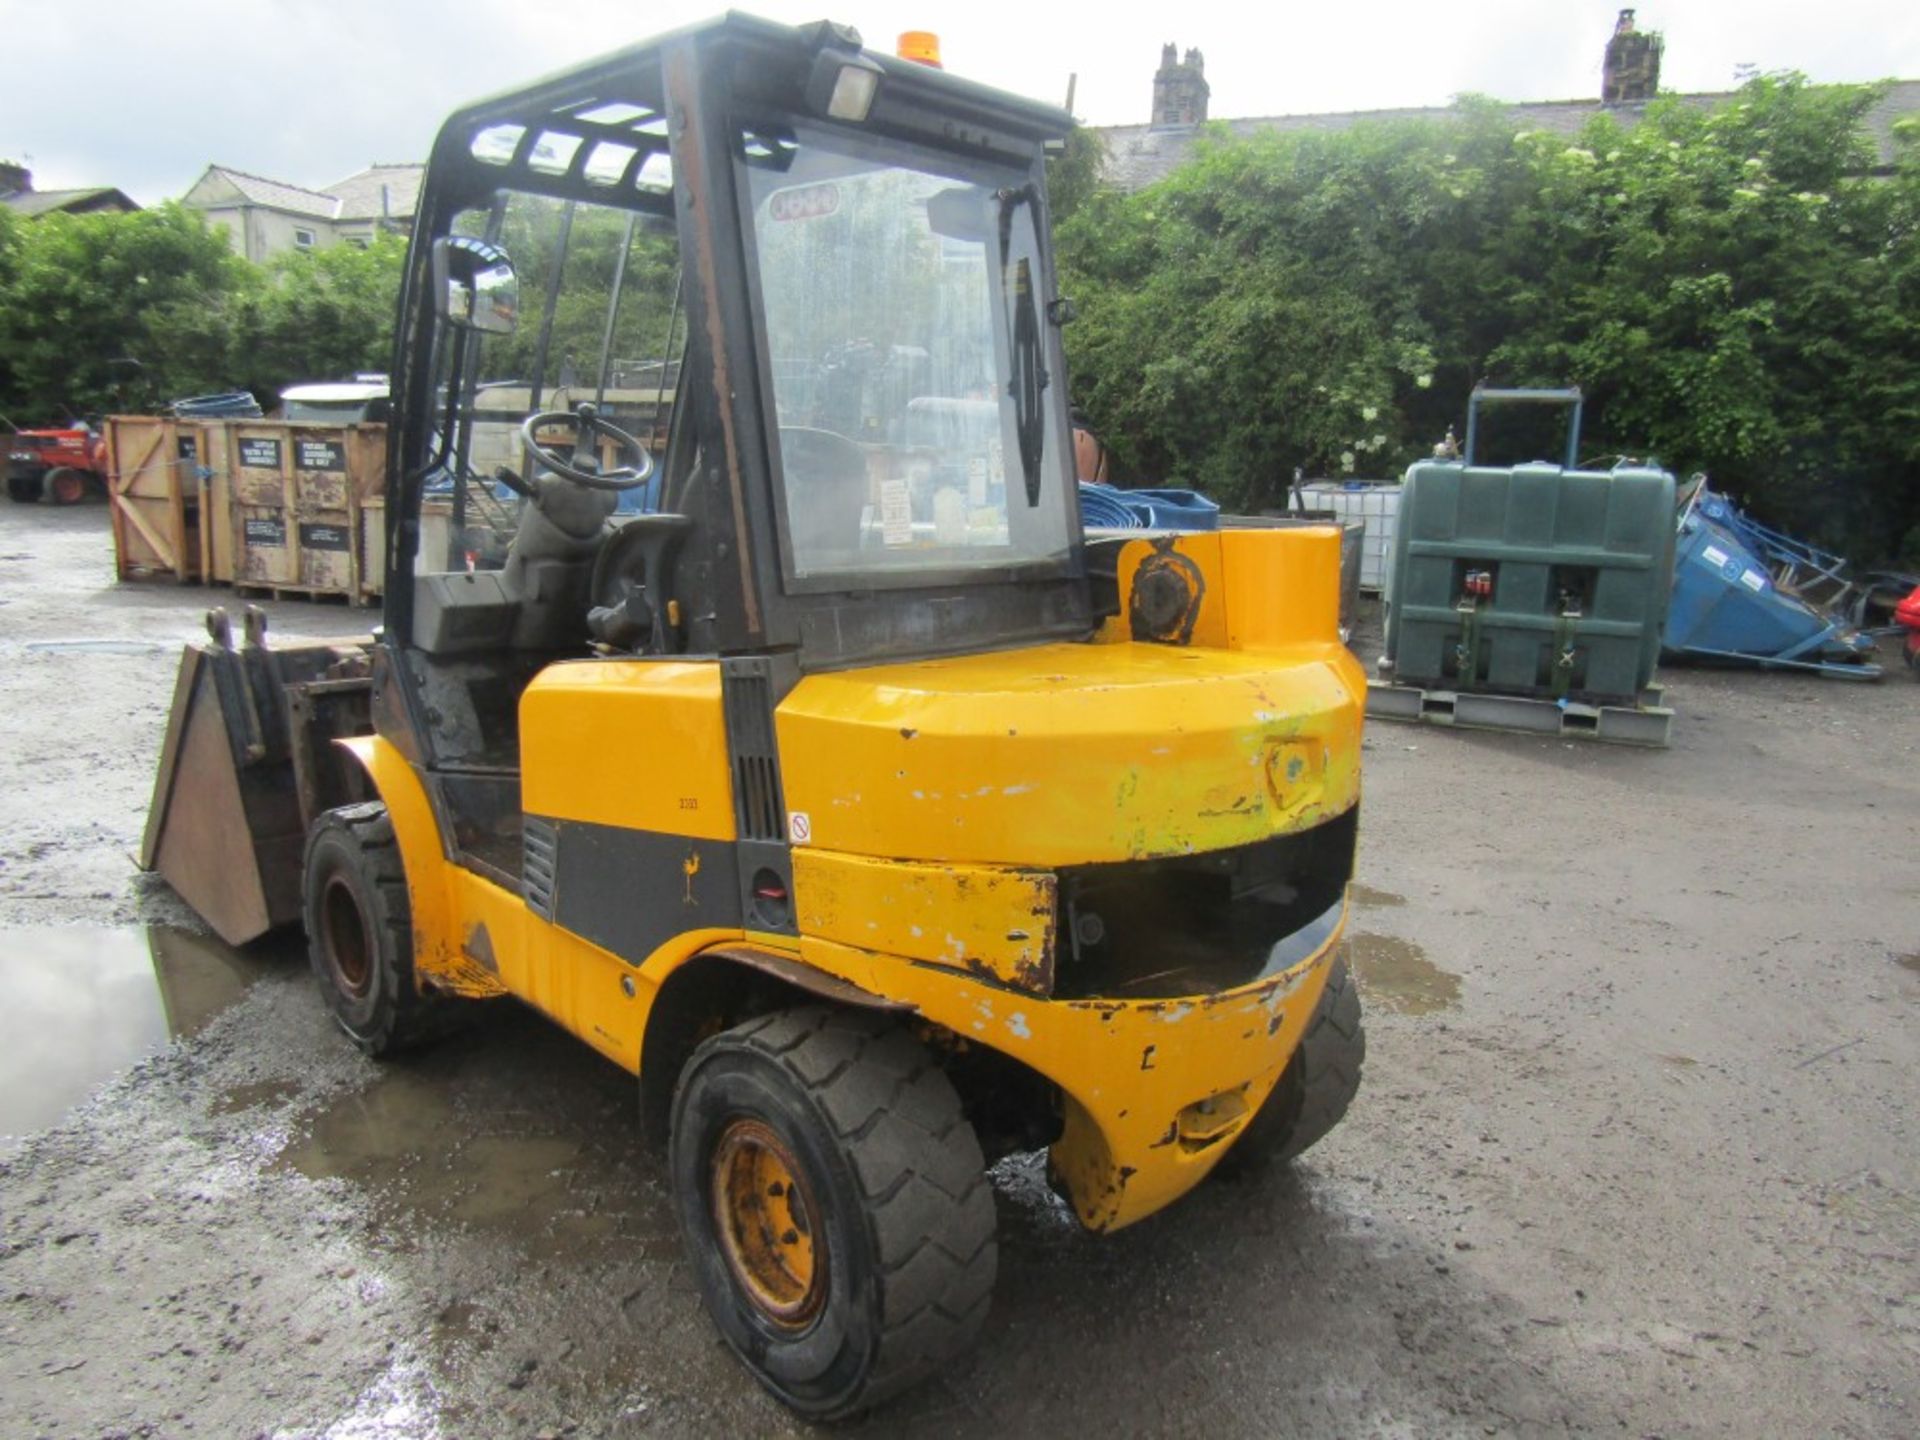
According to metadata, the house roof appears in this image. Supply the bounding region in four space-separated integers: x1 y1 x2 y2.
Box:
2 186 139 217
1095 78 1920 191
185 162 423 224
197 165 339 218
324 164 423 222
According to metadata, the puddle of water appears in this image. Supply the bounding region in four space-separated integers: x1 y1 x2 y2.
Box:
0 926 263 1138
213 1077 303 1114
279 1066 626 1259
281 1069 458 1190
1350 883 1406 909
1346 932 1461 1014
23 639 167 656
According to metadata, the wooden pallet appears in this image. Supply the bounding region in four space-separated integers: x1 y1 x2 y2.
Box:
232 583 359 607
1366 679 1673 747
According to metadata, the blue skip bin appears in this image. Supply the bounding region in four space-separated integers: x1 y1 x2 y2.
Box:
1664 502 1880 678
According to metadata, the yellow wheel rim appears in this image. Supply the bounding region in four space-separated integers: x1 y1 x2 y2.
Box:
711 1117 825 1329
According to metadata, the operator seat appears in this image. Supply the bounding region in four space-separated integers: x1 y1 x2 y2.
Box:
501 475 616 650
410 471 614 657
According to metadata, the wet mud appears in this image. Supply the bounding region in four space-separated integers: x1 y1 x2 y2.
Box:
1345 932 1462 1014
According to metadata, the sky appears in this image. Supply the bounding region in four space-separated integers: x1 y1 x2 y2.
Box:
4 0 1919 204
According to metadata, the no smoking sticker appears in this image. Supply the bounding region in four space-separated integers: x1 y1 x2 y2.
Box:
788 811 812 844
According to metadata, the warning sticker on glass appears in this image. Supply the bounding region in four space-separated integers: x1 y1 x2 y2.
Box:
880 478 913 547
1739 569 1767 592
1701 544 1729 569
768 183 840 223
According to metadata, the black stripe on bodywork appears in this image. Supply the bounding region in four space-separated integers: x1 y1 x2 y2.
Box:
543 817 742 965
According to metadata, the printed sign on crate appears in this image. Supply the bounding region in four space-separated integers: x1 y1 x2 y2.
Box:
237 437 283 470
297 439 346 473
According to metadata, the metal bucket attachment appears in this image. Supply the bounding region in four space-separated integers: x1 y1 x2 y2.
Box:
141 607 374 946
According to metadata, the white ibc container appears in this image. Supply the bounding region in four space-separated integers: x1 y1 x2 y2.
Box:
1290 481 1402 592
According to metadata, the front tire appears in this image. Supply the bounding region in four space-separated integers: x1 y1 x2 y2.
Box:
670 1007 996 1420
303 802 443 1056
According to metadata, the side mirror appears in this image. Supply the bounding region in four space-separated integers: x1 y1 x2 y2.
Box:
432 236 518 335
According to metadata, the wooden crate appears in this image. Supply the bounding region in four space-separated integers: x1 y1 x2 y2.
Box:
106 416 206 584
214 422 387 600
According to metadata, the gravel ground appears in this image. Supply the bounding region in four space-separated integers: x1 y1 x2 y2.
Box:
1 499 1916 1438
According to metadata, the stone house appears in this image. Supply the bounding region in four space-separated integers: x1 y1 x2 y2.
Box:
181 163 423 263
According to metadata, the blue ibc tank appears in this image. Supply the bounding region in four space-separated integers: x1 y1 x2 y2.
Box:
1664 509 1878 672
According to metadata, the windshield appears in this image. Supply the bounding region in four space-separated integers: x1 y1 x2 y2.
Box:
739 123 1070 584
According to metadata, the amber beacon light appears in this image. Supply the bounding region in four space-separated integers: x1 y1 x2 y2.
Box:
897 30 942 67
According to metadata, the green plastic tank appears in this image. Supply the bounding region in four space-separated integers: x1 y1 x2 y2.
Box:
1383 389 1675 706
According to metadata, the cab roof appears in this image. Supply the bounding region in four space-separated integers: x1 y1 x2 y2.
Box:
425 11 1075 214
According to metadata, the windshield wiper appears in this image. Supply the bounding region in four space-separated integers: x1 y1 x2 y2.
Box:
996 184 1048 508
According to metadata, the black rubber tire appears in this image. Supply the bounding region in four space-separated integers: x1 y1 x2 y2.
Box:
7 472 43 504
41 466 86 505
670 1006 996 1421
1227 957 1366 1169
303 802 444 1056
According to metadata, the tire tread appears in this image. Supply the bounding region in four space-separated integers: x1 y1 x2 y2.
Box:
680 1005 996 1416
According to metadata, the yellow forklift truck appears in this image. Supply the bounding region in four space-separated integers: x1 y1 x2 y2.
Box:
143 15 1366 1418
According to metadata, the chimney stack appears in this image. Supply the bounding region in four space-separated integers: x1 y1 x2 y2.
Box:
1151 43 1210 129
1601 8 1663 104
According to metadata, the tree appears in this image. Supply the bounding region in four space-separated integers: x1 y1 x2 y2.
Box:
0 204 249 419
235 232 409 398
1055 77 1920 561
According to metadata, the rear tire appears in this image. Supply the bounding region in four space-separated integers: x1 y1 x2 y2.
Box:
42 466 86 505
670 1006 996 1420
303 802 444 1056
1226 957 1365 1170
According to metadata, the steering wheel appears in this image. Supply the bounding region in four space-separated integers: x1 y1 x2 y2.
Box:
520 402 655 491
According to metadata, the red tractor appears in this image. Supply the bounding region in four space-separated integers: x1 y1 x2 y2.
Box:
5 418 109 504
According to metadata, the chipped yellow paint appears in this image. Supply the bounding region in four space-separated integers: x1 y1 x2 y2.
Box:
784 898 1346 1231
778 526 1359 868
791 848 1057 991
777 649 1361 867
338 732 746 1072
